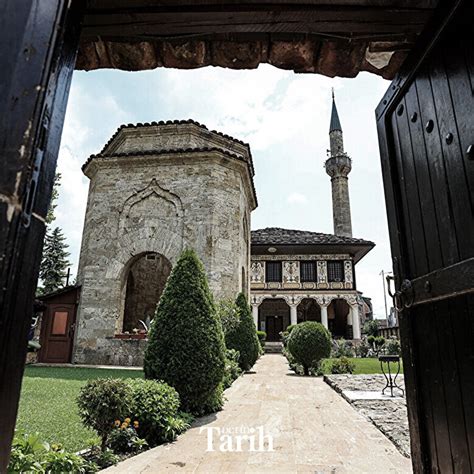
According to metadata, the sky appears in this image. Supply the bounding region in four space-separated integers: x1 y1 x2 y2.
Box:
55 64 393 319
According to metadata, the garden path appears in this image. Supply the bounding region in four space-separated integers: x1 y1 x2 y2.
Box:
105 354 411 473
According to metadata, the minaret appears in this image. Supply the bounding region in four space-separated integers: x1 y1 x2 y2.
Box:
325 90 353 237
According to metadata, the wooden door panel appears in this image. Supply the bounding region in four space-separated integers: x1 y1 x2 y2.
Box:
377 1 474 470
40 305 75 363
414 66 460 268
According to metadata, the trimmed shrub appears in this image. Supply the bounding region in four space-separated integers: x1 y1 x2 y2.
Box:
128 379 181 446
216 299 240 337
144 249 226 415
384 337 401 356
330 357 355 374
225 293 260 371
223 349 242 389
77 379 132 451
256 331 266 345
287 322 331 375
281 324 297 347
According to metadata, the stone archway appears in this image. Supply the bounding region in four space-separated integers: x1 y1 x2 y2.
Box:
258 298 290 342
122 252 172 333
297 298 321 324
327 298 351 338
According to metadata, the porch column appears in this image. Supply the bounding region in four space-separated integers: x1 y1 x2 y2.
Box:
290 304 298 325
352 305 361 340
251 303 260 329
321 305 329 330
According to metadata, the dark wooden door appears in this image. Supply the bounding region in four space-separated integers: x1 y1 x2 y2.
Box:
39 304 76 363
266 316 283 342
377 2 474 471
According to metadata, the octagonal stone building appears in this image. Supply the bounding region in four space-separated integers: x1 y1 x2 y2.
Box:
73 120 257 365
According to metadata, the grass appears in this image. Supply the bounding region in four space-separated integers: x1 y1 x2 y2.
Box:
323 357 404 375
16 366 144 452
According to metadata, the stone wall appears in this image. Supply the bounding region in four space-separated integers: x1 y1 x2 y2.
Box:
73 123 256 365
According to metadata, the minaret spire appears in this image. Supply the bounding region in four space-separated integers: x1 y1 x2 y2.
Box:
325 91 353 237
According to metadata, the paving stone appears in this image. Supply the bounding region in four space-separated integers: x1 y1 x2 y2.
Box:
104 355 411 473
325 374 410 458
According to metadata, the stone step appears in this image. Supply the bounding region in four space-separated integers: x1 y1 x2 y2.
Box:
264 342 283 353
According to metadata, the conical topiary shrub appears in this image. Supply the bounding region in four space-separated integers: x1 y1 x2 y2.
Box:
225 293 260 371
144 249 226 415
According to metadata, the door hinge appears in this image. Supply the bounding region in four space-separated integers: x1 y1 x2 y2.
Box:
388 257 474 311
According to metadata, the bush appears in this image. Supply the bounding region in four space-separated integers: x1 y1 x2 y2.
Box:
384 337 401 356
256 331 266 347
331 338 354 358
216 299 240 337
287 322 331 375
107 419 147 454
8 432 90 473
77 379 132 451
363 319 379 337
281 324 296 347
330 357 356 374
84 447 118 470
225 293 260 371
144 249 226 416
128 379 181 446
222 349 242 389
354 338 370 358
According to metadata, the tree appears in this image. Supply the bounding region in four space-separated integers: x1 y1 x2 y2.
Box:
144 249 226 415
39 227 71 294
46 173 61 225
287 322 331 375
216 298 240 337
225 293 260 371
363 319 379 337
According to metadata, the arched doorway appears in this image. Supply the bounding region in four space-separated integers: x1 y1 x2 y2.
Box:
258 298 289 342
122 252 172 333
327 299 351 338
297 298 321 323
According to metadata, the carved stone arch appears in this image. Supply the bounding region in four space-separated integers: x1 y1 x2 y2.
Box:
119 178 184 233
109 227 184 282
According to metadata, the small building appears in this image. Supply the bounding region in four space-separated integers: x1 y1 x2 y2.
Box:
73 120 256 366
249 228 373 341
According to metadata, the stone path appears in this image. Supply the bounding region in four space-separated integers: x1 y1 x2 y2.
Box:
105 354 411 473
324 374 410 458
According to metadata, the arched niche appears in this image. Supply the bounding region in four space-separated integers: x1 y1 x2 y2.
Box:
121 252 172 333
327 298 351 338
258 298 290 341
297 298 321 324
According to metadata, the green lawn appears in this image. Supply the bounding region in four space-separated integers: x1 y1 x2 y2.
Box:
324 357 404 375
16 366 144 452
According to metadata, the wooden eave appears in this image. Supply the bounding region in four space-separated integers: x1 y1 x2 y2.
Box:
76 0 438 79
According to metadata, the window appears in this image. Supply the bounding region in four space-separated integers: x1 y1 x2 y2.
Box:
265 261 282 282
327 261 344 282
51 311 68 335
300 261 317 282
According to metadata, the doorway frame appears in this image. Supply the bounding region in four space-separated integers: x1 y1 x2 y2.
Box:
0 0 469 469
